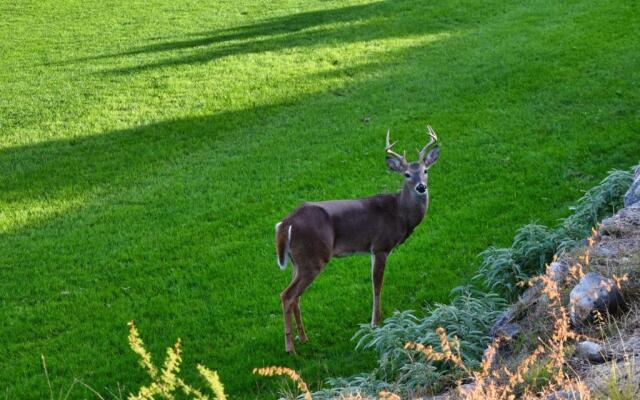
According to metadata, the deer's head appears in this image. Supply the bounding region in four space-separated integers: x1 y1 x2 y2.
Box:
385 125 440 197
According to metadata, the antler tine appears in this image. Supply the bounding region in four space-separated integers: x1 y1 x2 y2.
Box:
419 125 439 159
385 129 405 160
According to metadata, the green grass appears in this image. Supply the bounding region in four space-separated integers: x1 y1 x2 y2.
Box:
1 0 638 398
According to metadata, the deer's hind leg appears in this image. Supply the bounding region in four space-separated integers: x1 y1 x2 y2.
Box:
281 263 324 353
290 266 307 343
281 243 330 353
292 297 307 343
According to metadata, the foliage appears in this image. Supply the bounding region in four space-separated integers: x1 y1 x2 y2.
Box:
253 367 312 400
322 165 635 397
408 260 591 399
476 167 634 300
319 287 508 397
475 247 524 300
511 224 557 273
313 374 391 400
556 169 635 251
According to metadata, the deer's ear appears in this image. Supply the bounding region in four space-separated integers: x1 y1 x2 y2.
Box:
386 156 406 173
423 145 440 168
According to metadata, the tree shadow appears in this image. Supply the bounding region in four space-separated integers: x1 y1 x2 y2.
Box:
2 15 459 212
58 0 482 74
0 104 277 212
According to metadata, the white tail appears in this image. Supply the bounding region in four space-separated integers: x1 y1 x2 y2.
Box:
275 222 292 270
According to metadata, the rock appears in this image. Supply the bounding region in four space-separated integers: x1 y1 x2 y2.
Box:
490 307 523 339
458 382 476 396
490 310 511 337
547 261 569 283
576 340 609 363
569 272 625 326
546 389 585 400
590 244 618 259
601 203 640 237
616 203 640 224
493 322 521 340
624 166 640 207
520 281 544 305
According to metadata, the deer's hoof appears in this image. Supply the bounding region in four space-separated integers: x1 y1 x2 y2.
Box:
298 335 308 344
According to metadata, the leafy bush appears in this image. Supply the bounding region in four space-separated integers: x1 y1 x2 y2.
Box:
477 168 634 299
475 224 557 300
475 247 524 300
313 373 393 399
511 224 557 273
556 169 634 251
315 287 508 398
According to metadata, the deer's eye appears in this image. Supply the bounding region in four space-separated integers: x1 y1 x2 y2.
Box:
404 172 411 178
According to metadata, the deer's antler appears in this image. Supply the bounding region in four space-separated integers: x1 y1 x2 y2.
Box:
385 130 406 161
418 125 438 159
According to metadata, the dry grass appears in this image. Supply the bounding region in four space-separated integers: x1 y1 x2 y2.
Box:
127 321 227 400
578 309 640 400
253 366 312 400
400 238 608 400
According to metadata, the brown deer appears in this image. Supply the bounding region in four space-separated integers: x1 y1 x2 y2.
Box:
274 125 440 353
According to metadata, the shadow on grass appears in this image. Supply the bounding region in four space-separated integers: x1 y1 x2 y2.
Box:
0 104 276 209
58 0 484 74
2 32 459 213
9 1 485 209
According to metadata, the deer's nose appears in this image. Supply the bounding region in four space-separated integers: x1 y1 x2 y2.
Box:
415 183 426 194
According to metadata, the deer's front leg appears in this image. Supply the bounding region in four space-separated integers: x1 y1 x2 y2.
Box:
370 251 388 326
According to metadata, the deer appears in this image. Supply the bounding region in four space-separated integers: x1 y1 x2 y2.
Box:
274 125 440 353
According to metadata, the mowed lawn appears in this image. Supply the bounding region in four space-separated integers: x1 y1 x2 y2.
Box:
1 0 638 398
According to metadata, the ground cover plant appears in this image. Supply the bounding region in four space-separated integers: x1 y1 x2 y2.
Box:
1 0 639 398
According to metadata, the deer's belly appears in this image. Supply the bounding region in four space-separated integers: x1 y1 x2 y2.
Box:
332 242 371 258
333 250 370 258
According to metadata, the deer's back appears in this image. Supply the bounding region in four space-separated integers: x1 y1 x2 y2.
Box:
284 194 403 256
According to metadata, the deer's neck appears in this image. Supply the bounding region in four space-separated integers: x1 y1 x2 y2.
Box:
397 185 428 231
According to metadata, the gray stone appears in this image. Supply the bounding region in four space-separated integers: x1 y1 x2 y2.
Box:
490 306 524 339
547 260 569 283
576 340 609 363
493 322 521 340
623 166 640 207
569 272 625 325
458 383 476 396
546 389 585 400
616 202 640 224
601 203 640 238
490 310 512 338
590 244 618 259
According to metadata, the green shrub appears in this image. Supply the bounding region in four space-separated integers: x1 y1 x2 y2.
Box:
475 247 524 300
511 224 557 273
477 168 634 299
556 169 634 251
319 287 508 397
